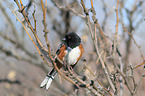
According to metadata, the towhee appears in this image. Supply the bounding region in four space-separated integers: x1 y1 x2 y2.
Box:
40 32 84 90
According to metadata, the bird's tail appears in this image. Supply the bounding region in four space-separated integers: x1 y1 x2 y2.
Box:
40 68 57 90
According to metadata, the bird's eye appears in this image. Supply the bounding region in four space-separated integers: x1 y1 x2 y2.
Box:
68 36 71 39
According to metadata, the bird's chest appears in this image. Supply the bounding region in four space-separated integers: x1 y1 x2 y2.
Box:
65 47 80 65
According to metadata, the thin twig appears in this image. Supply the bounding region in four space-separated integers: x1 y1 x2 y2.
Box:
115 0 119 40
113 0 119 56
14 0 48 53
32 10 36 31
81 0 115 92
12 10 50 65
52 0 85 18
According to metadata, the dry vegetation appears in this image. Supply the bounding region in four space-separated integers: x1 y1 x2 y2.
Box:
0 0 145 96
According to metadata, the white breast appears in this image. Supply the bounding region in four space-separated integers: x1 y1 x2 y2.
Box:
65 46 80 65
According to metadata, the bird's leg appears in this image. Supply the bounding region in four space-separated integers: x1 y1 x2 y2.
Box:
63 60 67 70
63 60 71 76
67 65 71 71
67 65 74 76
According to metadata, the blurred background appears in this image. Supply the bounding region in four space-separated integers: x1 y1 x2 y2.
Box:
0 0 145 96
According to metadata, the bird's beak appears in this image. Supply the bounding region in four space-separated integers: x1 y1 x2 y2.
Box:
62 38 66 41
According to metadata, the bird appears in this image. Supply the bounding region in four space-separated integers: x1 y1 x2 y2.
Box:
40 32 84 90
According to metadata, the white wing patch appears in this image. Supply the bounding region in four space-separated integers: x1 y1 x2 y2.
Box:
66 46 80 65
